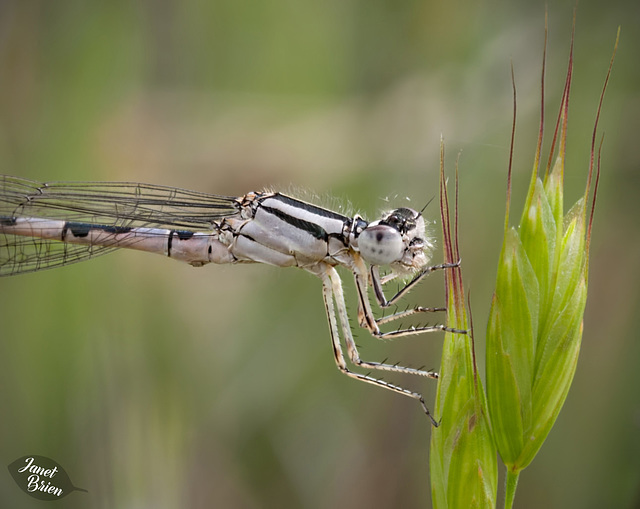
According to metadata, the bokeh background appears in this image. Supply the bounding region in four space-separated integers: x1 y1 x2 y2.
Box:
0 1 637 508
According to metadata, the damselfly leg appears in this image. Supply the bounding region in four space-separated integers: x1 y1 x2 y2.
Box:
370 261 465 334
311 254 463 426
316 263 440 426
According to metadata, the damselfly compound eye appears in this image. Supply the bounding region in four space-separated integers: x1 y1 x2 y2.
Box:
358 225 404 266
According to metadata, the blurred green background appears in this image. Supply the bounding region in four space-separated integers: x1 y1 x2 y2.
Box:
0 1 637 508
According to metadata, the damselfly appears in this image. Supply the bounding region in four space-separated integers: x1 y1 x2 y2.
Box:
0 175 460 424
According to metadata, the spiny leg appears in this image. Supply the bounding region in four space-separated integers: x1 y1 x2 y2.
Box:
318 264 438 425
373 305 467 338
355 262 465 337
376 306 446 326
371 261 461 308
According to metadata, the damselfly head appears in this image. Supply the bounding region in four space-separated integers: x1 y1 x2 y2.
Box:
357 208 432 274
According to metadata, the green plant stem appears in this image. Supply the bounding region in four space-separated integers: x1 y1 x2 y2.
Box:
504 469 520 509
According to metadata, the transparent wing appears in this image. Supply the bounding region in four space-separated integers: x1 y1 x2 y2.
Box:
0 235 119 276
0 175 241 276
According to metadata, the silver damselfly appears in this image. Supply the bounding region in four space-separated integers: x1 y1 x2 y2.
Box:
0 175 461 425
